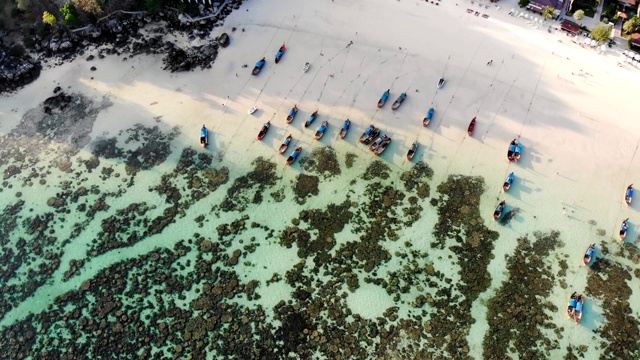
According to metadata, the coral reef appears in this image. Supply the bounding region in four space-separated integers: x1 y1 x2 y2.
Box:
301 147 341 178
483 231 561 358
587 257 640 358
220 157 278 212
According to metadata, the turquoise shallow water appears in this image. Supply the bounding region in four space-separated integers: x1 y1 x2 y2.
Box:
1 94 638 359
2 0 640 357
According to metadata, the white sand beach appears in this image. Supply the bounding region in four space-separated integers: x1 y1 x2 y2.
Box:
2 0 640 357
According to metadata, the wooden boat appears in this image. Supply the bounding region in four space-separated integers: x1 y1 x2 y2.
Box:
407 141 418 161
315 121 328 140
513 142 522 162
375 137 391 155
286 105 298 123
391 93 406 110
200 125 208 148
468 117 476 136
620 218 629 240
502 172 514 192
378 90 390 108
583 243 595 265
507 139 517 161
257 121 270 141
369 135 386 152
286 147 302 165
423 108 434 127
493 200 505 220
574 295 585 323
304 110 318 128
252 57 266 75
278 135 292 154
275 43 286 63
339 119 350 139
625 184 633 206
362 128 380 145
566 292 577 318
359 125 375 142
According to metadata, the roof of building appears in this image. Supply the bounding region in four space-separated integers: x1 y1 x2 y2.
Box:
620 0 636 6
632 33 640 47
560 20 580 34
530 0 561 9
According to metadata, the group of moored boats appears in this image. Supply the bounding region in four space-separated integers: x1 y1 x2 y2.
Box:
563 244 596 324
358 125 391 156
566 292 586 323
620 184 633 240
493 139 525 220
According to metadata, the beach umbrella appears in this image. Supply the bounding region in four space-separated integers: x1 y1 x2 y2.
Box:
584 37 590 44
635 54 640 60
591 39 597 46
601 45 607 52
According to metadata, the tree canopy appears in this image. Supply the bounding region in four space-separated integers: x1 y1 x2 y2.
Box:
590 24 611 43
542 7 555 20
573 10 585 21
623 16 640 35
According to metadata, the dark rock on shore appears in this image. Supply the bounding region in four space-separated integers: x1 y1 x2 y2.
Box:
0 46 41 94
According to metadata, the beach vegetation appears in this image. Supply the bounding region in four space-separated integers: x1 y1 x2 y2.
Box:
72 0 103 15
42 11 56 26
517 0 530 8
17 0 31 11
623 16 640 35
569 0 597 18
10 7 21 18
60 2 79 26
590 24 611 43
542 7 555 20
145 0 163 14
600 1 621 23
573 9 585 21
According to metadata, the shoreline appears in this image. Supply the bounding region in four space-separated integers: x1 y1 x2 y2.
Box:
1 0 640 358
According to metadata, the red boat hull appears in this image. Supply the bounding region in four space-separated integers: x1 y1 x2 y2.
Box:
468 119 476 136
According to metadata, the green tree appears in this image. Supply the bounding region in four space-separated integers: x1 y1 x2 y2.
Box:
17 0 31 11
573 10 584 21
42 11 57 26
72 0 102 15
623 16 640 34
590 24 611 43
542 6 555 20
60 2 79 27
518 0 530 7
146 0 164 14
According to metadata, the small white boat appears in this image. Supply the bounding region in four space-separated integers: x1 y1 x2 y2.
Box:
248 106 257 114
303 62 311 72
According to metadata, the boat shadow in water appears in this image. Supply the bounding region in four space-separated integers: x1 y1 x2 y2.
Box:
498 207 521 225
574 295 605 331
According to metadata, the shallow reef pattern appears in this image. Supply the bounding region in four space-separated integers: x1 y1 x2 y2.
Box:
0 98 637 359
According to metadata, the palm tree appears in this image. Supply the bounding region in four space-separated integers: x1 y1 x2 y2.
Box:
542 7 555 20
